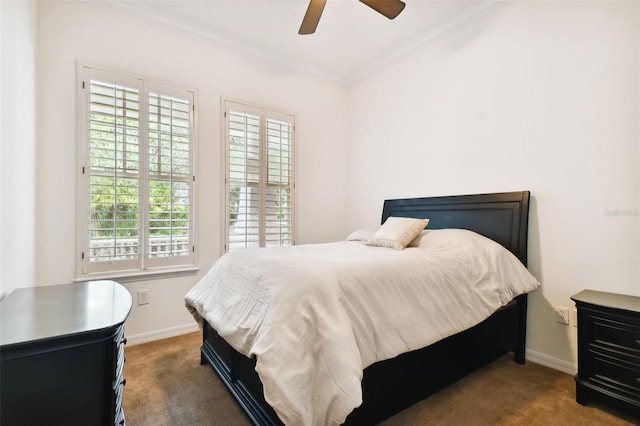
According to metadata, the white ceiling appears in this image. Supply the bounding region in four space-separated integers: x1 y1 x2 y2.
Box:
91 0 502 84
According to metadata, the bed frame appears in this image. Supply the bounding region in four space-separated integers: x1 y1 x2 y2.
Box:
200 190 531 425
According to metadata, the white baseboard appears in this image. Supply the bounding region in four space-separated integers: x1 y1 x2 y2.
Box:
125 323 199 346
526 349 577 375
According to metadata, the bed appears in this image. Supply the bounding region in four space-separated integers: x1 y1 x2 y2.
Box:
186 190 538 425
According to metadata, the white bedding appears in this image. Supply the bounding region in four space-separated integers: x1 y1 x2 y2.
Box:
185 229 540 426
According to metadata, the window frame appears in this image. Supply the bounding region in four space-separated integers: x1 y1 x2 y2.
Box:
222 98 296 253
76 63 198 281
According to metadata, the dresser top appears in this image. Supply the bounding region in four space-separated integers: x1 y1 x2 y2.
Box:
571 289 640 314
0 280 132 347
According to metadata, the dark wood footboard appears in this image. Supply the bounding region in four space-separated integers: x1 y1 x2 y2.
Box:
200 293 528 425
201 320 281 425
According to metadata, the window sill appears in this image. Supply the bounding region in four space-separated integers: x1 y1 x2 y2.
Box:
75 266 200 284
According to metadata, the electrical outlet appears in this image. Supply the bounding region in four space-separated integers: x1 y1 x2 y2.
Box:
137 289 150 305
555 306 569 325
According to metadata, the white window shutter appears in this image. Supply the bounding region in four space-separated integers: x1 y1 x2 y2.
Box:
86 76 141 271
147 89 194 264
78 65 196 277
265 117 293 247
225 101 295 251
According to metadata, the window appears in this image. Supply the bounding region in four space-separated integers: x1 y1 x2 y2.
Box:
77 64 196 278
224 100 295 251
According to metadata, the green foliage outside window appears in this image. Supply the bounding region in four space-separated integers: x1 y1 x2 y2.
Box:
89 110 189 239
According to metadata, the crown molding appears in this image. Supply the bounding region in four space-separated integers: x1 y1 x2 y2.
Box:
83 1 508 87
347 0 508 86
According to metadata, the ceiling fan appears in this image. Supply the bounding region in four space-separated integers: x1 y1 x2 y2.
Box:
299 0 406 35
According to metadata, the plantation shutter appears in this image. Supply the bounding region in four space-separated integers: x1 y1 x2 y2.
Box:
225 101 295 251
265 117 293 247
227 108 261 250
79 65 196 277
86 74 141 271
146 86 194 266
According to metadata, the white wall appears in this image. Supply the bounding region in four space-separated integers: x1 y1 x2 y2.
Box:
347 1 639 372
18 0 640 370
0 1 38 298
35 1 349 342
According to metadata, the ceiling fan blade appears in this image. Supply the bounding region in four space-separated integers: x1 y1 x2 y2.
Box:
299 0 327 35
358 0 406 19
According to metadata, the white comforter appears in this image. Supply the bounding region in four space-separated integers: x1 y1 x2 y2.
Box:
185 229 540 426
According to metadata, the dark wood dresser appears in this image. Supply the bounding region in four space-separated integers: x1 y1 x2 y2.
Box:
0 280 132 426
571 289 640 417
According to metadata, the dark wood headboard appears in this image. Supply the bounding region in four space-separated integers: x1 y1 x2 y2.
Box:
381 191 531 266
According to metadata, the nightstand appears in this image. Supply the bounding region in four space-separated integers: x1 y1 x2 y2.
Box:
571 290 640 417
0 280 132 425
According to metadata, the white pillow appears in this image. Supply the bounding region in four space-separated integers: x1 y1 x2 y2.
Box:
346 226 380 242
366 217 429 250
409 228 486 249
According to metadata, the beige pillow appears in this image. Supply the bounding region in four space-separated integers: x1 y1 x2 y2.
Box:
366 217 429 250
407 230 429 247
